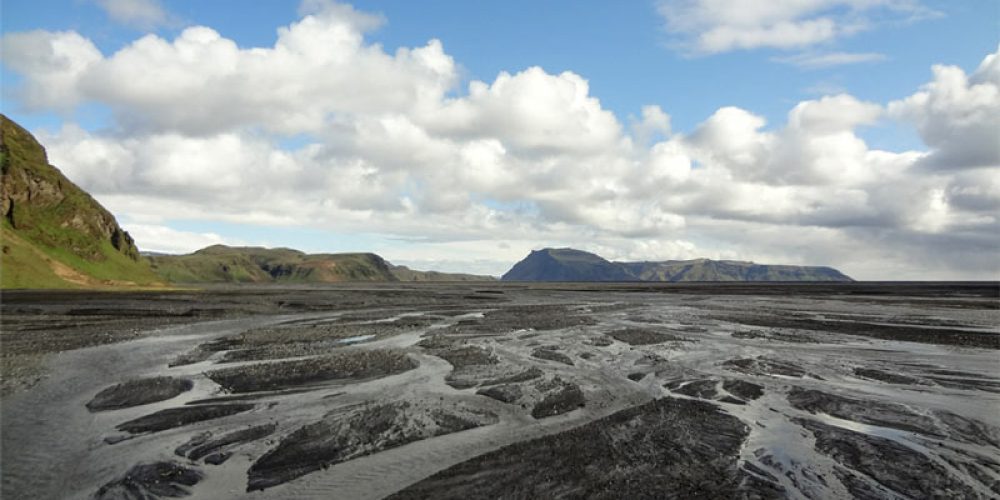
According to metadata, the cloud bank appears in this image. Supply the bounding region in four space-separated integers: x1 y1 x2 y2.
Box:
2 2 997 279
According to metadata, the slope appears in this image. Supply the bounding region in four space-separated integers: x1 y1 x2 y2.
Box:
0 115 162 289
146 245 495 283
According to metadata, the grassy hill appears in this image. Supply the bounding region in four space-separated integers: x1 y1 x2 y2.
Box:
147 245 495 283
146 245 396 283
502 248 852 282
0 115 162 289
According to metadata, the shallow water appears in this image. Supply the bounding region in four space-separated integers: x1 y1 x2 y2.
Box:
2 283 997 499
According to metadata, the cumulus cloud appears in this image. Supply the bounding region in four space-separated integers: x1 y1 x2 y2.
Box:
123 224 231 254
424 67 622 157
631 105 672 146
3 2 998 279
1 31 102 110
657 0 936 55
889 47 1000 169
3 10 455 135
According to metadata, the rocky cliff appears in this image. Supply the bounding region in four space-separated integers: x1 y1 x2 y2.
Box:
1 115 160 288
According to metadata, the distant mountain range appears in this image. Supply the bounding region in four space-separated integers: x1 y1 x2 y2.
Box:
501 248 852 282
0 114 850 288
146 245 492 284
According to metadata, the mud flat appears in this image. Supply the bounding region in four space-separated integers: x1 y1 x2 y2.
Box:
1 282 998 499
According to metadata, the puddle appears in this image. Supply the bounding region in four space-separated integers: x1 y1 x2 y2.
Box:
338 335 376 344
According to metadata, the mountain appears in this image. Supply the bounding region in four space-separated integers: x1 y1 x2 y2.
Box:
0 115 162 289
501 248 852 282
146 245 495 283
621 259 852 282
501 248 636 282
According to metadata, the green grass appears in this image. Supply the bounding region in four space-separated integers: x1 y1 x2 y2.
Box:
0 226 76 289
1 114 163 289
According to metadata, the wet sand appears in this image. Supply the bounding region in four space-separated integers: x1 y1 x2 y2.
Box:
1 282 998 499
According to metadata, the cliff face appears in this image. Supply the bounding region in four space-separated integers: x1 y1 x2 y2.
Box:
501 248 853 282
1 115 159 288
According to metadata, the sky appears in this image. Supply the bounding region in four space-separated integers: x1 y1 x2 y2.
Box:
1 0 998 279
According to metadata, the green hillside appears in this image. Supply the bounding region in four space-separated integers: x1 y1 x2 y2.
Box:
0 115 162 289
146 245 495 283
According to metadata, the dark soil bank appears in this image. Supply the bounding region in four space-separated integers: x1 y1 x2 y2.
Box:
391 397 755 499
722 379 764 401
87 376 193 411
607 328 685 345
94 462 202 499
530 347 574 365
247 401 498 490
116 404 255 434
716 311 1000 349
530 381 585 418
175 423 277 462
205 350 417 393
798 418 982 499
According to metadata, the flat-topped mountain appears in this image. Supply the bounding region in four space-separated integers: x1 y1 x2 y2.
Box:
501 248 852 282
0 115 162 288
146 245 495 283
501 248 634 282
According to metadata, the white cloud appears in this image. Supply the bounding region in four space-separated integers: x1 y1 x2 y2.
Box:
1 31 102 110
4 2 998 280
95 0 171 29
3 8 456 135
657 0 936 55
424 67 622 157
774 51 887 69
631 105 672 145
686 106 773 173
889 47 1000 169
123 224 230 254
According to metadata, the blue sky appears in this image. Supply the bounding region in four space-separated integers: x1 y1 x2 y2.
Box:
2 0 998 278
5 1 996 138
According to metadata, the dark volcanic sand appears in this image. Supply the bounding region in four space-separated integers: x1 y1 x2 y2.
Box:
391 397 759 499
94 462 202 499
87 376 194 411
1 282 998 499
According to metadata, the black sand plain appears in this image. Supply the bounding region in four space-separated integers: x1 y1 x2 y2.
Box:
1 282 998 499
